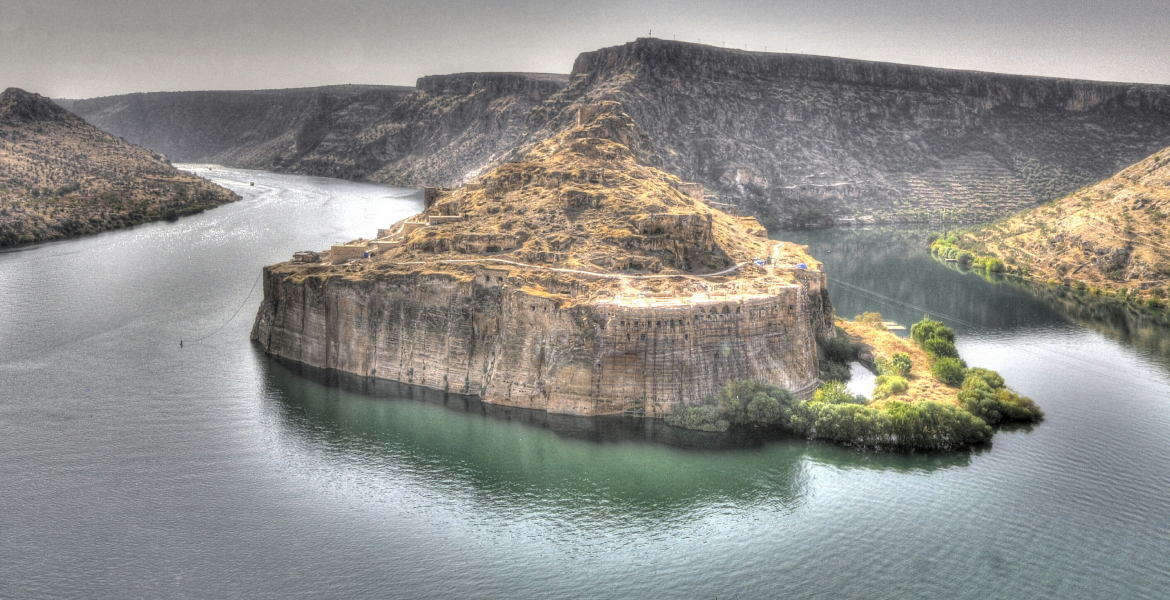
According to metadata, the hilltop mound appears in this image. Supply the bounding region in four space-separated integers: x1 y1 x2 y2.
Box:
378 102 779 276
253 104 835 417
954 144 1170 299
0 88 239 246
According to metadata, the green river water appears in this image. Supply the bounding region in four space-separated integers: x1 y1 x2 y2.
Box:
1 167 1168 598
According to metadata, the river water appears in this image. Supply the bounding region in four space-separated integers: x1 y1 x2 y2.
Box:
2 167 1169 599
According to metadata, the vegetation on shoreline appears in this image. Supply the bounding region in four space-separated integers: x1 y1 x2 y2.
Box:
667 314 1043 450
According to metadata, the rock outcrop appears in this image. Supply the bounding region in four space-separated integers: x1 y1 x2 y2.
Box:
252 104 834 416
0 88 239 247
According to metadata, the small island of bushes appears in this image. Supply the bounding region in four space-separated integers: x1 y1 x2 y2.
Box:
665 314 1043 450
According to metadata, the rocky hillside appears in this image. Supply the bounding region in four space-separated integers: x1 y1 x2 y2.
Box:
66 74 569 186
953 144 1170 299
0 88 239 247
65 39 1170 228
509 38 1170 228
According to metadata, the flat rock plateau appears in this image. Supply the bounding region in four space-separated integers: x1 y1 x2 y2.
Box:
65 38 1170 228
0 88 239 246
252 103 835 417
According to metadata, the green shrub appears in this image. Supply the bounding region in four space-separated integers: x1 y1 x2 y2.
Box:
807 402 891 446
932 357 967 386
746 393 783 424
984 257 1005 273
664 404 728 432
924 337 959 359
822 326 856 363
873 375 909 399
1148 298 1165 309
812 380 867 405
958 368 1044 424
911 317 953 347
855 311 886 330
819 359 852 383
926 232 941 244
877 352 913 377
882 400 993 449
957 250 974 266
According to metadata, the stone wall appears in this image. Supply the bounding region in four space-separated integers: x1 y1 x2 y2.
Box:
251 268 831 417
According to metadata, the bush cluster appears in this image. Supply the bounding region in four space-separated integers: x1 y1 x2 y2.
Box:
667 379 994 450
958 368 1044 424
930 236 1014 275
665 380 798 432
872 375 908 399
877 352 912 377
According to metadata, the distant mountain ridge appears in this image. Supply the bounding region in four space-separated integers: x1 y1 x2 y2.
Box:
65 73 570 185
63 39 1170 227
1 87 239 246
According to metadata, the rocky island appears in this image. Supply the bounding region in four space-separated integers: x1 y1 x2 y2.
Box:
252 103 835 417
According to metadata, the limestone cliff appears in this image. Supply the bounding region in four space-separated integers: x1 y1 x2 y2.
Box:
0 88 239 247
67 39 1170 229
252 103 834 416
511 38 1170 228
65 74 569 186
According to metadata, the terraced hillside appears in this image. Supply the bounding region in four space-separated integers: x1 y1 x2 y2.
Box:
953 144 1170 301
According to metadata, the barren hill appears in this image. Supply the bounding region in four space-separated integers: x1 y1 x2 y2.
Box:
512 39 1170 227
0 88 239 247
66 74 570 185
958 144 1170 298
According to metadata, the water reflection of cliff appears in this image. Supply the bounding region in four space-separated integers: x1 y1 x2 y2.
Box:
258 352 973 524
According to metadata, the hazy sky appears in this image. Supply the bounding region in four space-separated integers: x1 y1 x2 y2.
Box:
2 0 1168 98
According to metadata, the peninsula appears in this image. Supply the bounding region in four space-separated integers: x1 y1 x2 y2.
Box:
0 88 239 247
251 103 835 417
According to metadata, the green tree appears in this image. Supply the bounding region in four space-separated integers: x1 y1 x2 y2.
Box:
932 357 967 386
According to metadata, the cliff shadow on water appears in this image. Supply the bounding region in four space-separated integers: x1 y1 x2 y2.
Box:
257 349 977 490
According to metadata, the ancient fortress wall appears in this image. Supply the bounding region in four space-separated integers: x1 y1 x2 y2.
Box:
252 268 829 417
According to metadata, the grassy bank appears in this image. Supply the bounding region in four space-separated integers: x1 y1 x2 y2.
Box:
666 314 1043 450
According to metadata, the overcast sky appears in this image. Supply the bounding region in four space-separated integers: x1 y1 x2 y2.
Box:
2 0 1168 99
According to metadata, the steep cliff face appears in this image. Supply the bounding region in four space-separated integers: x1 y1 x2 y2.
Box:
511 38 1170 227
252 103 834 416
66 85 412 167
67 39 1170 228
0 88 239 246
66 74 569 186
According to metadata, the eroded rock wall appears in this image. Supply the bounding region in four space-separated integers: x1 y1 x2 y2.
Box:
251 268 829 416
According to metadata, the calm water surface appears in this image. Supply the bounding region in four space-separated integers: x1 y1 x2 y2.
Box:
2 168 1169 599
